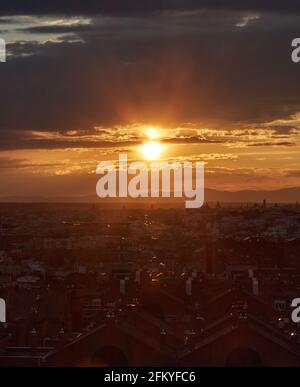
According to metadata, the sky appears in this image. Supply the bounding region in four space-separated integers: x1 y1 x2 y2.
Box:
0 1 300 199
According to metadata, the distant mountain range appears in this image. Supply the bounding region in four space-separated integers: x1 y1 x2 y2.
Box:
204 187 300 203
1 187 300 204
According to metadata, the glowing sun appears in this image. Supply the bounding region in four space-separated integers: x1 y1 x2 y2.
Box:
141 141 163 160
146 127 160 140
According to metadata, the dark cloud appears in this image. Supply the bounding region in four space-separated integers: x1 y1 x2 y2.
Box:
17 24 97 35
0 157 27 168
286 170 300 177
247 141 296 147
0 129 141 151
270 125 296 135
2 26 299 127
0 6 300 151
162 137 223 145
0 157 64 168
0 1 300 16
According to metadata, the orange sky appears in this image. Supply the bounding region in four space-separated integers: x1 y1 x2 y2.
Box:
1 7 300 199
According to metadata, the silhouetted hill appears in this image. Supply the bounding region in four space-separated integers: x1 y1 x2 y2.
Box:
0 187 300 204
205 187 300 203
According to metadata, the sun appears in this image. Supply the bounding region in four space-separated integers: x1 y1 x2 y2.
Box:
139 126 163 160
146 127 160 140
141 141 163 160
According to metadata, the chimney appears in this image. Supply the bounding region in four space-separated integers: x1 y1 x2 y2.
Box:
135 270 141 285
16 319 28 347
186 277 193 296
252 277 259 297
29 328 39 348
120 279 126 295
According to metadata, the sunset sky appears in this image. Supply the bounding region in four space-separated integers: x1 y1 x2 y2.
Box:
1 1 300 199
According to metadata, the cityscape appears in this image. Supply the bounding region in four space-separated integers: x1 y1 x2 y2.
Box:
1 201 300 366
